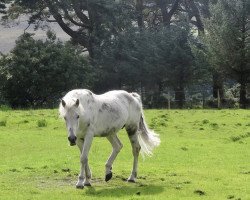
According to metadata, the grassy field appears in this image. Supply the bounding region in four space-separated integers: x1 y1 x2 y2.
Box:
0 109 249 200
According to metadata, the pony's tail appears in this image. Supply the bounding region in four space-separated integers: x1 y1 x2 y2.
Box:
130 92 160 157
137 114 161 158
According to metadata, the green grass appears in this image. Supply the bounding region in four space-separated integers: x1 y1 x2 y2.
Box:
0 109 249 200
37 119 48 127
0 119 7 126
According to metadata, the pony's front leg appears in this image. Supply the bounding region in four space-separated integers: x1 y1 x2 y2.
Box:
76 162 92 188
75 139 86 188
76 133 93 189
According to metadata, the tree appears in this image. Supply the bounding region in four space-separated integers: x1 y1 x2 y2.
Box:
141 0 217 107
0 53 8 104
205 0 250 108
155 26 195 108
93 23 197 108
1 33 92 107
0 0 7 14
1 0 226 109
1 0 135 58
1 0 213 58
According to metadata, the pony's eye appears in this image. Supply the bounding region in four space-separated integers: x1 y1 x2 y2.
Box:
76 115 80 119
64 117 66 120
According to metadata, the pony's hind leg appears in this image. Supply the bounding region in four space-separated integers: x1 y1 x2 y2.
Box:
126 127 141 183
105 134 123 182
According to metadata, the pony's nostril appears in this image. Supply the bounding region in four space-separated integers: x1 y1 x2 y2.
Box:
68 135 77 143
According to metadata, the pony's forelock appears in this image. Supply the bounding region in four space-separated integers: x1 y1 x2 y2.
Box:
59 98 81 118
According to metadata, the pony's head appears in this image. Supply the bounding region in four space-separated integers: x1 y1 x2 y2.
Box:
59 98 80 146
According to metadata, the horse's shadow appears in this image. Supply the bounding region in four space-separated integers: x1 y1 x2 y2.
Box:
84 183 164 197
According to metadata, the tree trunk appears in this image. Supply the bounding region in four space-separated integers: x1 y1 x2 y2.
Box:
184 0 204 34
189 0 204 33
175 86 185 109
239 1 248 109
158 0 169 26
87 36 95 59
154 81 164 108
158 0 180 27
158 81 163 95
239 82 247 109
212 72 224 99
136 0 144 29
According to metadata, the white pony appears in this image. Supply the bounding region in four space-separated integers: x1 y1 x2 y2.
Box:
59 89 160 189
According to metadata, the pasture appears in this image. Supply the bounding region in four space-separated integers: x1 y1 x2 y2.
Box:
0 109 249 199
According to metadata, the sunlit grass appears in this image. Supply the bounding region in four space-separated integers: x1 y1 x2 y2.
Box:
0 109 249 199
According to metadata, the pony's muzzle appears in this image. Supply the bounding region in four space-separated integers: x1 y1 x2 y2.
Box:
68 135 77 146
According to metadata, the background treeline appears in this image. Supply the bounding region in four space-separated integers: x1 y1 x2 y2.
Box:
0 0 249 108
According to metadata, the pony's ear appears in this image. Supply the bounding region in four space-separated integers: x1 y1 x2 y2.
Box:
75 99 79 107
61 99 66 107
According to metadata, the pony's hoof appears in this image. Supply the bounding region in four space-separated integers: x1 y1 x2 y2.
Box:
84 183 92 187
127 179 136 183
105 172 112 182
76 185 84 189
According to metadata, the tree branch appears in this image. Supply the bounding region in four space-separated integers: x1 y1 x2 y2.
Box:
136 0 144 29
184 0 204 33
168 0 181 17
157 0 180 26
44 0 89 47
71 1 91 29
62 7 90 28
46 19 57 22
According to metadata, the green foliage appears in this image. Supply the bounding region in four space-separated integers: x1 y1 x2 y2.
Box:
205 1 250 75
0 104 12 111
95 24 203 109
94 26 197 97
1 33 92 108
204 0 250 107
190 40 212 86
0 0 248 109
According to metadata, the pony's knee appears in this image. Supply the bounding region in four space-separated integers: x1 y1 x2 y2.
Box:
131 145 140 156
80 155 88 164
135 146 141 154
112 145 122 154
113 142 123 153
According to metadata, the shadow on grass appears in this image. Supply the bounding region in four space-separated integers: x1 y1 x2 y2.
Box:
84 184 164 197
